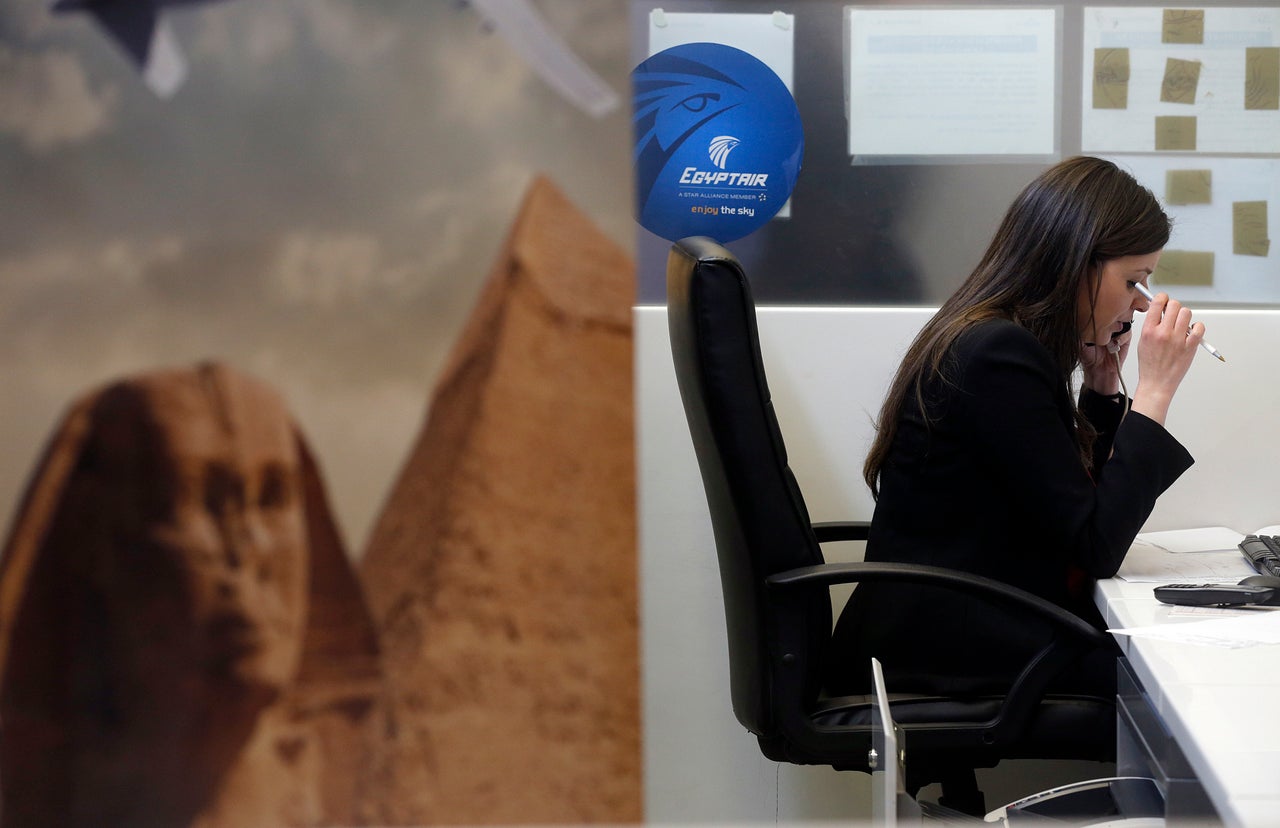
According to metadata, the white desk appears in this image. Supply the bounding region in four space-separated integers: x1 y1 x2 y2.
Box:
1094 578 1280 826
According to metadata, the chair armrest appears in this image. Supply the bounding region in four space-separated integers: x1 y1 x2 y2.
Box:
766 561 1107 646
811 521 871 543
768 561 1113 745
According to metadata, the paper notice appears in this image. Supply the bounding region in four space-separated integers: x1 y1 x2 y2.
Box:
1162 8 1205 44
1233 200 1271 257
1245 46 1280 111
1154 250 1215 286
1165 169 1212 205
1094 47 1130 109
1155 115 1197 150
1161 57 1201 104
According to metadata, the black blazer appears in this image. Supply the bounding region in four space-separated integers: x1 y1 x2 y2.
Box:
828 319 1194 697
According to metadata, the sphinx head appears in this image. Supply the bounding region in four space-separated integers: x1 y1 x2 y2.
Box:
80 364 309 705
0 364 313 734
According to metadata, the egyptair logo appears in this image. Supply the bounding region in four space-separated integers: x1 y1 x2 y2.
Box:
632 50 747 209
630 42 803 243
708 135 739 170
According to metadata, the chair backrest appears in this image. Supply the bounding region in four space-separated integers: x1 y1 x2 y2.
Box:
665 236 830 737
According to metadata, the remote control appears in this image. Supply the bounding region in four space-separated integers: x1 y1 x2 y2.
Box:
1153 583 1275 607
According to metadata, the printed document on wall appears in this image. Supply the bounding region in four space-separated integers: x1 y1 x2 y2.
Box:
845 6 1059 161
1082 7 1280 154
648 10 794 89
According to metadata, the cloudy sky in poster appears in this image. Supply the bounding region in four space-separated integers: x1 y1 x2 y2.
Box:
0 0 633 552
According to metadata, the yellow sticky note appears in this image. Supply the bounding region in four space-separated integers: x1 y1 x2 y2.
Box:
1155 250 1215 286
1165 170 1212 205
1233 201 1271 257
1245 47 1280 111
1093 48 1130 109
1155 116 1197 151
1163 9 1205 44
1161 58 1201 104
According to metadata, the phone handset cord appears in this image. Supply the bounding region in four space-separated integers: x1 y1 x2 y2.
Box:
1113 350 1130 420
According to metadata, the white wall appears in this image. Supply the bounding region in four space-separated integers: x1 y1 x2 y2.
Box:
636 304 1280 822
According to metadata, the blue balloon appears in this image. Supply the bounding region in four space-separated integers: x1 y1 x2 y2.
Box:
632 42 804 243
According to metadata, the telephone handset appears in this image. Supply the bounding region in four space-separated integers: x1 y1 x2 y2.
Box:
1105 321 1133 354
1086 321 1133 352
1084 322 1133 414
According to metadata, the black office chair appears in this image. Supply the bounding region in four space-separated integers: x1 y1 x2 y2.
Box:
665 235 1118 815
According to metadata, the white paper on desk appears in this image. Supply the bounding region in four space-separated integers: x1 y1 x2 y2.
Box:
1135 526 1244 554
1116 547 1255 584
1115 527 1254 583
1110 609 1280 649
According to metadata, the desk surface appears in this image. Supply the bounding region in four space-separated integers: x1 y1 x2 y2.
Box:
1095 577 1280 827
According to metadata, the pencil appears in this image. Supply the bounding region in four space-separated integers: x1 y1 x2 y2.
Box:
1134 282 1225 362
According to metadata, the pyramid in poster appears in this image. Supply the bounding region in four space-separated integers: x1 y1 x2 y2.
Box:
359 176 639 824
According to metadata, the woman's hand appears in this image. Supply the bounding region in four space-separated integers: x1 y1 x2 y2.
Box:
1131 292 1203 425
1079 329 1130 396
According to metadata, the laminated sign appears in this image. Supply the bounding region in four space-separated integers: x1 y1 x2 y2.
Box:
631 42 803 243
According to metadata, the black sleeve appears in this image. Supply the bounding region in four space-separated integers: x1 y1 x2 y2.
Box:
954 323 1194 579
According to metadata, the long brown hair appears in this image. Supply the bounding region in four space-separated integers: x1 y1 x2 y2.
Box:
863 156 1170 497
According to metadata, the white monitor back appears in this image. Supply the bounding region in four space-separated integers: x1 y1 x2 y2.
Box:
871 657 902 827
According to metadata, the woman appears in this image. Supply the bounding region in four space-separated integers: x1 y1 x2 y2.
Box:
826 156 1203 699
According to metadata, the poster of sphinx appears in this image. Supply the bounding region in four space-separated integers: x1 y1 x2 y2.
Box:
0 2 639 826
